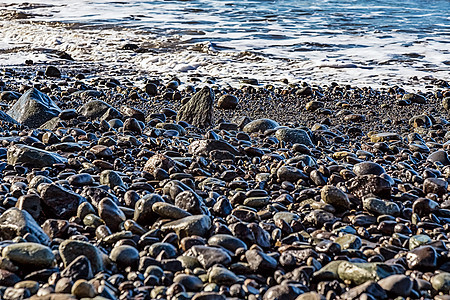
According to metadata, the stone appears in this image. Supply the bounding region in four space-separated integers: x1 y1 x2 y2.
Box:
0 269 21 287
347 175 391 198
378 274 413 297
40 183 83 219
152 202 191 219
188 139 240 156
98 198 126 231
45 66 61 78
431 272 450 293
337 262 404 285
161 215 211 238
0 110 19 125
245 249 277 273
277 165 308 182
427 150 450 165
263 284 303 300
110 245 139 269
71 279 96 298
67 173 94 186
0 208 51 245
99 170 126 189
143 154 175 173
409 234 432 250
60 255 93 281
177 86 214 128
275 128 314 147
363 197 400 216
370 132 401 143
134 194 164 225
78 100 114 119
340 281 387 300
190 245 232 269
423 178 448 196
335 234 362 250
15 194 41 219
7 144 67 168
321 185 350 209
59 240 104 274
409 114 432 128
353 162 385 176
174 190 203 214
173 274 203 292
406 245 437 270
7 88 60 128
243 118 279 133
305 209 335 227
209 266 238 285
149 243 178 258
2 242 54 269
217 94 239 109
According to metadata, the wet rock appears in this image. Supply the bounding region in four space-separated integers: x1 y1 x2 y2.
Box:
276 128 314 147
45 66 61 78
406 245 437 270
353 162 385 176
0 110 19 125
161 215 211 238
143 153 175 173
152 202 192 219
40 183 83 219
431 272 450 293
134 193 164 225
7 144 67 168
7 88 60 128
209 265 238 285
217 94 239 109
60 255 93 281
110 245 139 269
177 86 214 128
378 274 413 297
71 279 96 298
340 281 387 300
175 190 203 214
337 262 404 285
174 274 203 292
2 242 54 269
370 132 401 143
59 240 104 274
190 245 231 269
363 197 400 216
423 177 448 196
188 139 239 156
99 170 126 189
427 150 450 165
0 208 51 245
347 175 391 198
0 269 21 287
245 249 277 273
263 284 304 300
78 100 114 119
321 185 350 209
335 234 361 250
277 165 307 182
98 198 126 231
243 118 279 133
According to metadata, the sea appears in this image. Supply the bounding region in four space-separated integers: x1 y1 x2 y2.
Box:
0 0 449 89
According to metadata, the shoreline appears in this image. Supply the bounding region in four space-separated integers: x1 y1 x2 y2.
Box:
0 62 450 299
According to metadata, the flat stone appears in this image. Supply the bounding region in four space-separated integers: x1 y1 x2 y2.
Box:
370 132 401 143
161 215 211 238
40 183 84 219
337 262 404 285
243 118 279 134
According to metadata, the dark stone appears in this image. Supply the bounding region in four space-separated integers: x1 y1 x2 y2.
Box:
347 175 391 198
177 86 214 128
61 255 93 281
40 183 84 219
45 66 61 78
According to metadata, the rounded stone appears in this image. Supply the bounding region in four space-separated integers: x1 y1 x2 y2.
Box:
109 245 139 269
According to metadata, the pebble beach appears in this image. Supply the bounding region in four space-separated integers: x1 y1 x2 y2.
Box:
1 1 450 300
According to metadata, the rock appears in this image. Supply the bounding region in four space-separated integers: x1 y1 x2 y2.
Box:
0 208 51 245
217 94 239 109
409 114 432 128
305 100 324 111
7 88 60 128
275 128 314 147
71 279 96 298
0 269 21 287
340 281 387 300
78 100 114 119
427 150 450 165
175 190 203 214
321 185 350 209
243 118 279 133
67 173 94 186
335 234 362 250
190 245 231 269
337 262 404 285
60 255 93 281
378 274 413 297
98 198 126 231
370 132 401 143
423 178 448 196
0 110 19 125
7 144 67 168
406 245 437 270
161 215 211 238
188 139 240 156
363 197 400 216
431 272 450 293
99 170 126 189
152 202 191 219
177 86 214 128
2 242 54 269
305 209 335 227
403 93 426 104
245 249 277 273
59 240 103 274
110 245 139 269
277 166 308 182
134 194 164 225
412 197 439 216
353 162 385 176
143 154 175 173
409 234 432 250
263 284 303 300
209 266 238 285
173 274 203 292
149 242 178 258
347 175 391 198
45 66 61 78
16 194 41 219
40 183 83 219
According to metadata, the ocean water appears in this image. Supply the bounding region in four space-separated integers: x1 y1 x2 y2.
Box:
0 0 449 88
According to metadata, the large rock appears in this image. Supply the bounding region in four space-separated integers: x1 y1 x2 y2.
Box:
6 88 60 128
321 185 350 209
188 139 239 156
177 86 214 128
7 144 67 168
143 154 175 173
275 128 314 147
189 245 232 269
59 240 104 274
2 242 55 269
0 208 51 245
347 175 391 198
0 110 19 125
243 118 279 133
40 183 84 219
78 100 114 119
161 215 211 238
337 262 404 285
